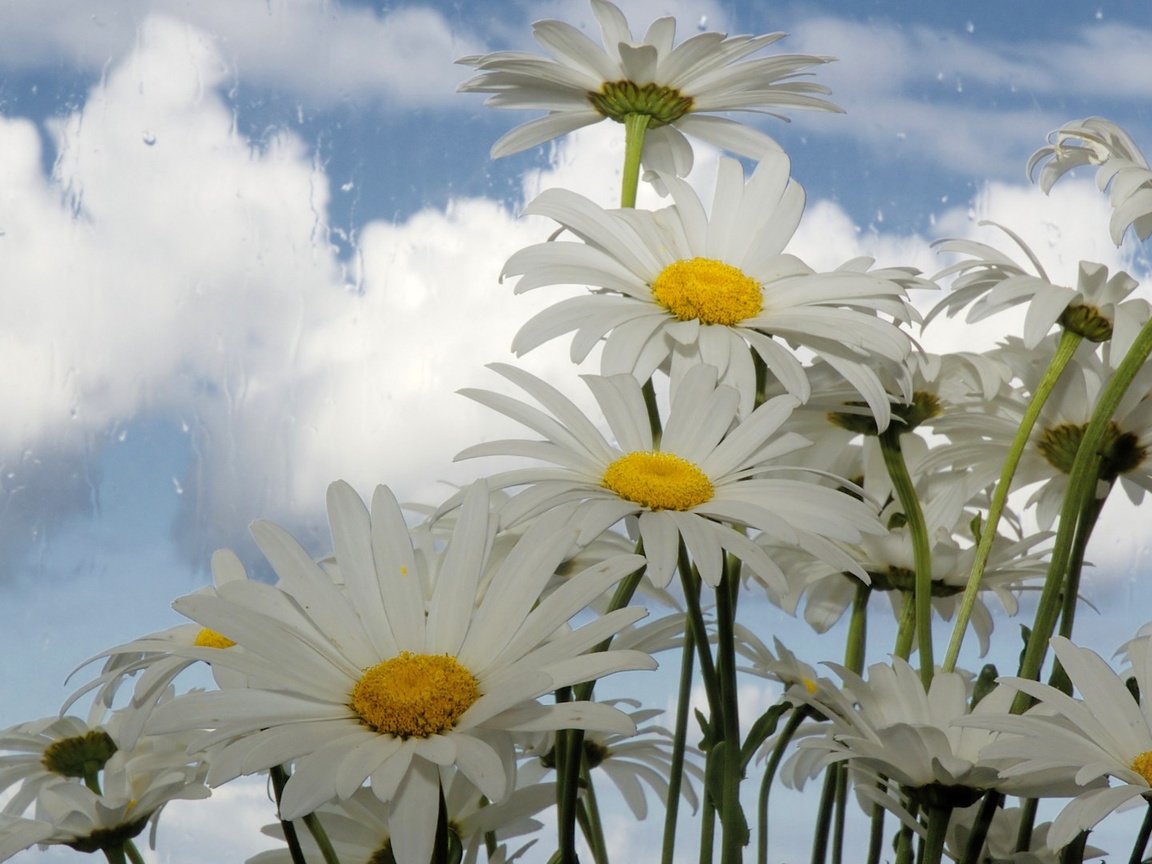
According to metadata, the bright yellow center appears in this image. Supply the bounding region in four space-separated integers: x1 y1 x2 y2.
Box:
801 677 818 695
602 451 714 511
650 257 763 326
1132 751 1152 785
350 652 480 738
193 628 235 649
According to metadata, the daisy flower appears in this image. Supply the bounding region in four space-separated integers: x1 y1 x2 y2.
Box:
929 223 1147 355
520 699 705 820
0 714 118 817
148 479 654 864
456 362 881 590
1028 116 1152 245
506 152 919 426
971 635 1152 851
457 0 839 175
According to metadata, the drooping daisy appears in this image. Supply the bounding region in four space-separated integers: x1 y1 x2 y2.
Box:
148 479 654 864
457 0 839 175
929 223 1147 355
0 714 118 817
1028 116 1152 245
506 152 920 426
971 635 1152 851
455 362 881 590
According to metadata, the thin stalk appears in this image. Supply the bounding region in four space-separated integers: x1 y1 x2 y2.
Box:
1016 315 1152 698
865 801 886 864
555 687 583 864
580 761 610 864
700 779 717 864
892 590 918 660
1128 799 1152 864
1049 494 1107 694
678 543 721 712
1059 831 1089 864
959 791 1003 864
716 563 745 864
894 796 919 864
831 766 848 864
620 113 652 208
1013 797 1039 856
756 707 810 864
270 765 310 864
642 378 663 449
879 428 934 685
942 329 1081 671
302 810 343 864
102 845 128 864
922 806 952 864
845 582 870 675
809 765 839 864
433 788 450 864
662 622 698 864
124 843 146 864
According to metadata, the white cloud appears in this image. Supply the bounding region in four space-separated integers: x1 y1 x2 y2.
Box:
0 1 482 106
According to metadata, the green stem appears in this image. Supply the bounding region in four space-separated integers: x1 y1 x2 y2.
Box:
922 806 952 864
432 787 449 864
892 589 918 660
620 113 652 208
270 765 310 864
716 561 745 864
756 707 810 864
1014 797 1039 855
1059 831 1089 864
942 329 1081 672
642 378 663 449
662 620 698 864
830 766 848 864
678 543 721 712
700 775 717 864
845 582 870 675
879 428 934 685
302 810 343 864
894 796 919 864
1016 315 1152 699
556 687 583 864
810 764 838 864
124 842 146 864
865 799 885 864
959 791 1003 864
102 845 128 864
1128 799 1152 864
1049 493 1107 694
580 761 610 864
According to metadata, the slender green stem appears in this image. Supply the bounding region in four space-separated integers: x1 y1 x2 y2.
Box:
302 810 343 864
270 765 310 864
830 766 848 864
756 708 810 864
555 687 583 864
620 113 652 208
1016 316 1152 699
922 806 952 864
892 589 918 660
865 800 885 864
1059 831 1089 864
879 429 934 685
432 787 450 864
716 562 745 864
959 791 1003 864
102 845 128 864
1128 799 1152 864
662 621 698 864
893 796 919 864
809 765 838 864
642 378 663 449
1049 493 1107 694
1014 797 1039 855
124 842 146 864
678 543 721 711
845 582 870 675
700 777 717 864
943 329 1081 672
580 761 610 864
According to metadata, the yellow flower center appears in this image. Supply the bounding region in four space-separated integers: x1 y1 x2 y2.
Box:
193 628 236 649
651 257 763 326
350 652 480 738
602 451 714 511
1133 751 1152 785
801 677 818 696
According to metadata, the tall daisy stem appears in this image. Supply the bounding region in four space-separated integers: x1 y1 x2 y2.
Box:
716 559 745 864
662 621 698 864
620 113 652 208
922 805 952 864
1015 316 1152 702
879 428 934 684
756 707 810 864
270 765 310 864
1128 799 1152 864
302 809 343 864
943 329 1082 672
102 845 128 864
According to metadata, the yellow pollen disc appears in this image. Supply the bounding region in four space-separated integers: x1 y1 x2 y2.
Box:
193 628 236 649
351 652 480 739
801 677 818 696
1133 751 1152 785
602 451 714 511
651 257 763 326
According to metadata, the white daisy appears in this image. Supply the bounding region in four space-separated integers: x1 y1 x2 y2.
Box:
506 152 919 425
456 362 881 590
971 635 1152 851
929 223 1147 354
1028 116 1152 245
148 479 654 864
457 0 839 175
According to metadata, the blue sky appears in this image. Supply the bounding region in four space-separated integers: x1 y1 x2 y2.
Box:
3 1 1152 860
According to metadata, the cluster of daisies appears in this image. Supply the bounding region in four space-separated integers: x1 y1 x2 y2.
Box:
6 3 1152 864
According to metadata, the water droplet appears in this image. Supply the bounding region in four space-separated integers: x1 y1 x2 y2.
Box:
895 131 907 141
341 181 354 192
142 132 156 146
697 15 708 30
172 477 184 495
965 20 975 33
117 429 127 442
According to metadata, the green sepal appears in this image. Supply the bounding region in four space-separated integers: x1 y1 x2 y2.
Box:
739 701 792 774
